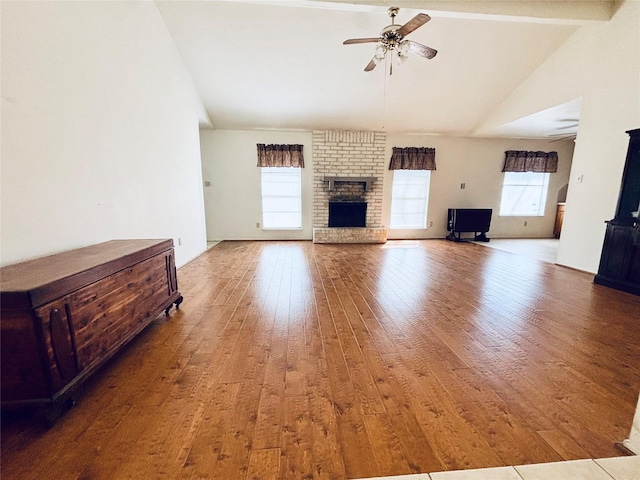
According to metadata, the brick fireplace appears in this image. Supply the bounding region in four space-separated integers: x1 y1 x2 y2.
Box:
312 130 388 243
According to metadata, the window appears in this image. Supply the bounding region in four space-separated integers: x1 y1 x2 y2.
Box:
499 172 550 216
390 170 431 229
261 167 302 228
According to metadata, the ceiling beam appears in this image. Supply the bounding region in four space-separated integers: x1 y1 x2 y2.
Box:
301 0 616 24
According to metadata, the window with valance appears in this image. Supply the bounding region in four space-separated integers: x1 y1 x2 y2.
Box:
256 144 304 168
500 150 557 216
388 147 436 170
502 150 558 173
256 144 304 229
388 147 435 229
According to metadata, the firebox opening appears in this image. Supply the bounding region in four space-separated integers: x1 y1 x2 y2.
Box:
328 202 367 227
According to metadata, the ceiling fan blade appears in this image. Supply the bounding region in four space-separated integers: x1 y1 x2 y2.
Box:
364 58 377 71
397 13 431 37
407 40 437 59
343 38 380 45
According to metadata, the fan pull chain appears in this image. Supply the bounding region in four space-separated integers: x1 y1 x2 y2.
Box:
381 55 388 130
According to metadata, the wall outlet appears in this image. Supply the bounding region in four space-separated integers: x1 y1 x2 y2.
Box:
204 180 211 187
256 222 260 228
429 221 433 227
177 237 182 246
460 183 466 189
524 221 528 227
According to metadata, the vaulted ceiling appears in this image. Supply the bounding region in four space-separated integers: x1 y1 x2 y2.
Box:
156 1 618 138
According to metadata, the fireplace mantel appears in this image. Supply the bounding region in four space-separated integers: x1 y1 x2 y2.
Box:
322 176 376 191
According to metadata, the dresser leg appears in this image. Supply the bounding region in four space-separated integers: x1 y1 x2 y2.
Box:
41 397 75 428
164 295 184 316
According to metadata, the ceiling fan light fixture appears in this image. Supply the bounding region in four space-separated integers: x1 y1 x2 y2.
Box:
343 7 436 72
399 40 410 54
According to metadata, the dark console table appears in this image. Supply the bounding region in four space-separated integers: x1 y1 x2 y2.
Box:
1 239 183 421
446 208 492 242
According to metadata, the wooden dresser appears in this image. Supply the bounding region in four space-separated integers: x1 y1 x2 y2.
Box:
1 239 182 420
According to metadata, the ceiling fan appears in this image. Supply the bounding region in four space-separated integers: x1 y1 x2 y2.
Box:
343 7 437 73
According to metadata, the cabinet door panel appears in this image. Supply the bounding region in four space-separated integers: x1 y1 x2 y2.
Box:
70 253 171 370
34 299 78 394
600 226 633 279
48 306 79 382
629 247 640 284
0 311 49 401
166 252 178 294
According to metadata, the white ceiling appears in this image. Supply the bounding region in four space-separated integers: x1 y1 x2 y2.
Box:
156 1 612 138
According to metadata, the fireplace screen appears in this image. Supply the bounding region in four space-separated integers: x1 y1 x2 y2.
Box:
328 202 367 227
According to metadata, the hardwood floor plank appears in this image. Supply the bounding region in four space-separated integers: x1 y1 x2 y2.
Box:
457 399 563 466
306 357 348 480
312 253 379 478
252 332 287 450
73 405 158 479
178 382 240 479
247 448 281 480
536 428 592 460
213 380 264 479
362 413 412 476
280 396 313 479
383 352 502 472
284 299 307 398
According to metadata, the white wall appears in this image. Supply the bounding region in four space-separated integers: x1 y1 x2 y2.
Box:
384 135 574 239
624 392 640 454
200 129 313 241
475 0 640 272
1 1 209 267
201 129 573 241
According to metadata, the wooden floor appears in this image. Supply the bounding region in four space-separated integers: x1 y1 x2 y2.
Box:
2 240 640 479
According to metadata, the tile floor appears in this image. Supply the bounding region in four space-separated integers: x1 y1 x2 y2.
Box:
473 238 560 264
355 456 639 480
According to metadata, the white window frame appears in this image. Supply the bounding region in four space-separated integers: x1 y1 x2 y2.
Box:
260 167 302 229
389 170 431 229
499 171 550 217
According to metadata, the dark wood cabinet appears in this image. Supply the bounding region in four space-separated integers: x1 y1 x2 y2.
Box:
594 129 640 295
1 239 183 419
554 203 565 239
595 222 640 294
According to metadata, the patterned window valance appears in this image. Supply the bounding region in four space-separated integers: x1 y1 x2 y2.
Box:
389 147 436 170
503 150 558 173
256 144 304 168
